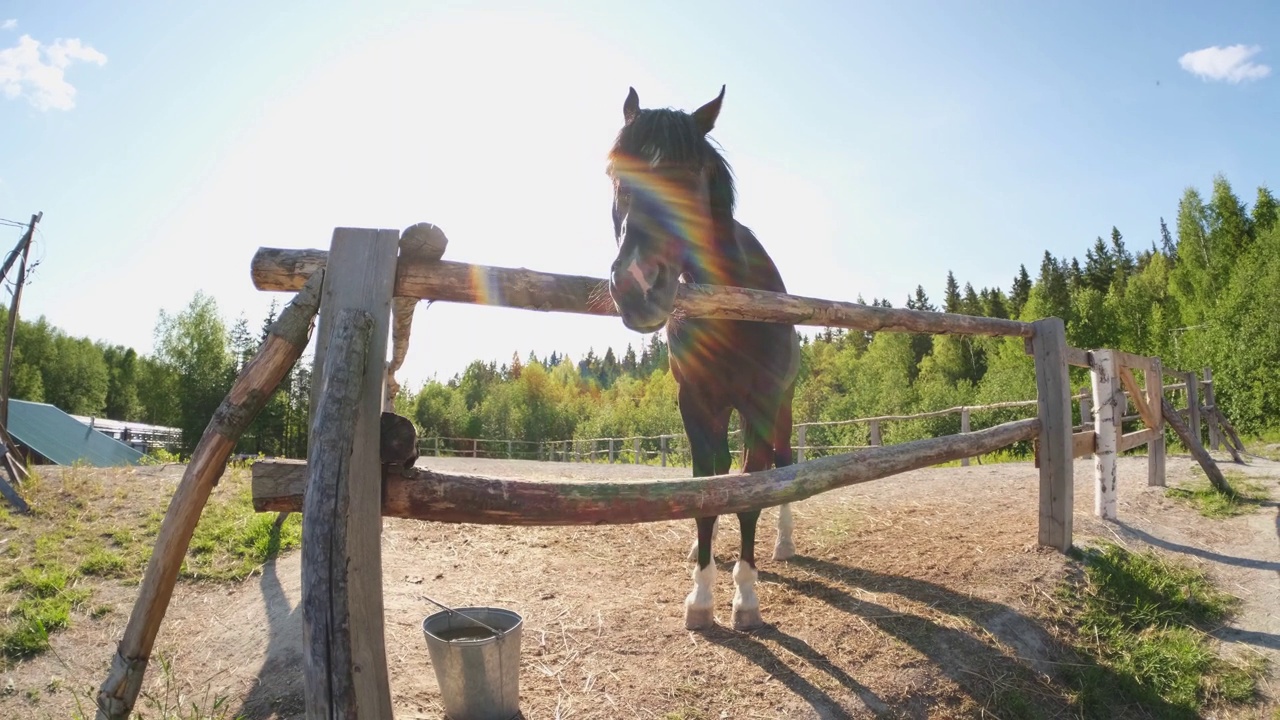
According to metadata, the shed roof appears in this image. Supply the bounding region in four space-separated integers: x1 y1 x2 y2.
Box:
8 399 144 467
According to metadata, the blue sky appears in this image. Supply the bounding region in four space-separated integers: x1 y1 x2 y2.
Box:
0 1 1275 390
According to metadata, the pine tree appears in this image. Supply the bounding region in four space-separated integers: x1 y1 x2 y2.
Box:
1010 265 1032 317
961 283 981 316
621 344 637 375
907 285 935 312
1159 217 1177 259
943 271 962 313
1111 227 1135 281
1083 236 1114 292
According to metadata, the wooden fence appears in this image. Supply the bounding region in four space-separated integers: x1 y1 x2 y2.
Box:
95 223 1244 720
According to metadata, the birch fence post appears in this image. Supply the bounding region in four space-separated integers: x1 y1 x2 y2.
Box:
1032 317 1074 551
1090 349 1119 520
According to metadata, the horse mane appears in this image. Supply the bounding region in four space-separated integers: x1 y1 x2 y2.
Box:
606 108 737 224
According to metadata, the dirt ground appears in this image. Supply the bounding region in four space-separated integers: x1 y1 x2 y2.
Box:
3 452 1279 719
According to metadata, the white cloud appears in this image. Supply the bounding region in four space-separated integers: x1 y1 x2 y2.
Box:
1178 44 1271 84
0 33 107 111
2 19 16 31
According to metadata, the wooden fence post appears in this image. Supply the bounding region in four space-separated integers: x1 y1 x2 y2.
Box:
1202 367 1220 451
959 407 971 467
1090 349 1119 520
507 440 513 459
608 438 616 463
660 435 668 467
433 437 440 457
1032 317 1073 551
868 420 882 447
633 437 641 464
472 438 478 458
1185 372 1200 450
1079 389 1094 459
1147 360 1165 487
796 425 807 463
300 227 397 719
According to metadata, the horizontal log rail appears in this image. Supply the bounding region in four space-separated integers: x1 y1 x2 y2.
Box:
253 418 1040 524
252 247 1036 338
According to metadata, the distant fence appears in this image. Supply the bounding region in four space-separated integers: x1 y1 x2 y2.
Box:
69 415 182 454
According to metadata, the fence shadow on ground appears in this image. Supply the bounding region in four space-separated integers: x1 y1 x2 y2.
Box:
703 555 1191 718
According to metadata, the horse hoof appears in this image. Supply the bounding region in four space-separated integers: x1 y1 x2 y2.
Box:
684 603 715 630
771 542 795 561
732 604 764 631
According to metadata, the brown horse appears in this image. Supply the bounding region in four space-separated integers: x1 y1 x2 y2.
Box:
605 86 801 630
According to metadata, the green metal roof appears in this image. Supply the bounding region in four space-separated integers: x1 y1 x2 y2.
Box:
8 399 145 467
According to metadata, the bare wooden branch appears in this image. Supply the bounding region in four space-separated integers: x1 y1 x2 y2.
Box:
302 308 374 720
252 248 1036 338
253 418 1040 523
96 270 324 720
1161 396 1234 496
1212 406 1247 461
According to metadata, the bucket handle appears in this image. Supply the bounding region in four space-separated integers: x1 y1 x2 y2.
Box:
422 594 506 637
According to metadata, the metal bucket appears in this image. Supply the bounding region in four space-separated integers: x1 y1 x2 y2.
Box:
422 607 523 720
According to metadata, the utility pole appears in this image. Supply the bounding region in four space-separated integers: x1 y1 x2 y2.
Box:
0 211 41 512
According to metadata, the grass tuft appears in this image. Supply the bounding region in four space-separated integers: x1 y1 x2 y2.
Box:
1165 474 1271 519
1054 542 1265 718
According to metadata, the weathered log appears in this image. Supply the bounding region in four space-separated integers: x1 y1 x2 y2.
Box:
1161 396 1235 496
252 418 1041 524
1118 428 1156 453
302 308 374 720
251 247 1036 338
379 411 419 469
1072 430 1096 459
384 223 449 408
96 270 324 720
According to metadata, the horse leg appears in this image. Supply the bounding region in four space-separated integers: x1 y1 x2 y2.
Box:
686 408 731 562
733 419 774 630
772 383 797 561
681 395 728 630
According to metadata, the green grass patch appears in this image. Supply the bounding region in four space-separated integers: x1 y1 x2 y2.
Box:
0 463 299 664
1055 542 1265 718
182 484 301 582
1165 474 1271 519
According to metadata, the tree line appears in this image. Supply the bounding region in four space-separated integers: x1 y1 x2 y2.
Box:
8 173 1277 460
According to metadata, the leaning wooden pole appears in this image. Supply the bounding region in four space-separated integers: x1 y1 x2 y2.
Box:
252 417 1041 524
95 270 325 720
1161 396 1235 497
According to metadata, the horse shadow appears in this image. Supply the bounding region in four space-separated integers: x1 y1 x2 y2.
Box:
230 512 306 719
703 554 1192 718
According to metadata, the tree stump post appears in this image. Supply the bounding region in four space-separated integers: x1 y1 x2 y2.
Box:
1032 317 1073 551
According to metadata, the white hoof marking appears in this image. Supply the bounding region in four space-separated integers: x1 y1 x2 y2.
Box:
684 562 716 630
731 560 762 630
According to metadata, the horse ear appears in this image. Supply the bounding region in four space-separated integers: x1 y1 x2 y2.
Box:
691 85 725 135
623 87 640 125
